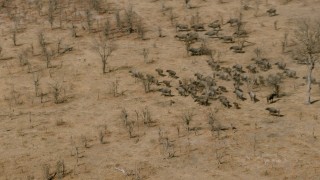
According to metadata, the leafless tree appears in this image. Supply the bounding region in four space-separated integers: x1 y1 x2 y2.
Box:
182 111 194 132
12 26 17 46
282 32 289 53
254 0 262 17
0 45 2 58
48 0 55 29
143 79 151 93
11 15 20 46
71 22 77 37
121 108 128 126
99 129 106 144
136 18 146 40
58 2 63 28
115 10 121 28
37 31 52 68
42 164 50 180
86 9 93 33
44 47 52 68
50 82 67 104
104 19 111 39
142 48 149 63
57 38 62 54
274 20 279 30
56 160 65 179
33 73 40 96
253 47 262 59
35 0 43 16
110 79 123 97
18 50 28 66
95 39 115 73
158 26 165 37
91 0 101 12
266 74 282 95
124 5 135 33
142 106 153 126
38 31 46 53
294 19 320 104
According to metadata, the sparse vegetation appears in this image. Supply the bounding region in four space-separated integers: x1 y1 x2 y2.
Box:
1 0 320 179
50 82 67 104
182 111 194 132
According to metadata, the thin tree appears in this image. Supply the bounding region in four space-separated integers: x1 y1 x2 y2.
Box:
103 19 111 39
38 31 46 54
86 9 93 33
90 0 101 11
115 10 121 28
124 5 135 33
95 39 115 73
48 0 55 29
58 1 63 28
12 27 17 46
12 16 19 46
294 19 320 104
35 0 43 16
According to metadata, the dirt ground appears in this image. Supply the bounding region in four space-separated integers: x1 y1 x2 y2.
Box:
1 0 320 179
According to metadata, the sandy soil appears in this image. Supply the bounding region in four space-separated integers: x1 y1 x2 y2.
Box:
0 0 320 179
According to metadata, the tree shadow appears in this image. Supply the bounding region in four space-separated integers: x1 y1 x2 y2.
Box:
271 114 284 117
311 99 320 104
269 99 280 104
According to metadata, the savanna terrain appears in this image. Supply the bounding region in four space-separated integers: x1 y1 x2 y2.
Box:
0 0 320 179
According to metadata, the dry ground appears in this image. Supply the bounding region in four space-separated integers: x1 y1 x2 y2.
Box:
0 0 320 179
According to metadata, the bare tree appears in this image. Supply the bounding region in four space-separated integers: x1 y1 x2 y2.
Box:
254 0 262 17
136 18 146 40
115 10 121 28
12 26 17 46
71 22 78 37
86 9 93 33
57 38 62 54
37 31 52 68
142 106 153 126
44 47 52 68
58 2 63 28
110 79 122 97
142 48 149 63
266 74 282 95
38 31 46 54
182 111 194 132
91 0 101 11
56 160 65 179
50 82 67 104
103 19 111 39
42 164 50 180
185 0 190 7
33 73 40 96
95 39 115 73
11 15 20 46
294 19 320 104
124 5 135 33
18 50 28 66
120 108 128 126
35 0 43 16
0 44 2 58
48 0 55 29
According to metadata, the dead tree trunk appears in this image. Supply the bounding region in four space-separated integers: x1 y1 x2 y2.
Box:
102 58 107 73
306 58 315 104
